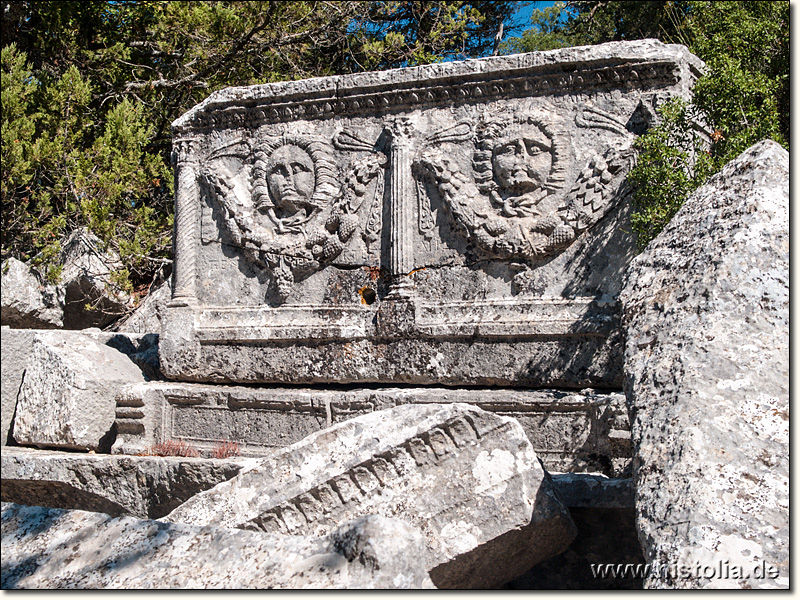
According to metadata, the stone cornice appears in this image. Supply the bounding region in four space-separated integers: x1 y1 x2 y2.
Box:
172 40 703 134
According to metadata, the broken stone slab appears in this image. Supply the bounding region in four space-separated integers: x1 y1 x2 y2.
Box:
1 257 65 329
112 381 631 475
1 450 633 521
13 331 147 452
112 278 171 334
1 503 434 589
1 328 161 447
164 403 576 589
1 447 253 519
620 140 789 589
160 40 703 387
56 228 135 330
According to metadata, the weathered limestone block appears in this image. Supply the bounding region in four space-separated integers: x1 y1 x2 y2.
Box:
112 381 631 475
160 40 703 387
620 140 789 589
13 331 146 452
1 258 65 329
57 228 134 329
1 503 434 589
1 328 159 447
1 447 252 519
112 279 171 334
164 403 576 588
1 327 34 447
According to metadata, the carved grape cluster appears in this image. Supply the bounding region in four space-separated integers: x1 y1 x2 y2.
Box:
344 153 386 204
304 211 359 263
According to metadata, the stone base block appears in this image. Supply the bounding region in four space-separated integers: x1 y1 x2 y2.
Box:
113 382 631 475
160 300 624 388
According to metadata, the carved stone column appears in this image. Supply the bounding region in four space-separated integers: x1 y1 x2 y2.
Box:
385 118 416 299
170 139 200 306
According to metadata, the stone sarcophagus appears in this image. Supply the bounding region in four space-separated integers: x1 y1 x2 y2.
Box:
160 40 702 387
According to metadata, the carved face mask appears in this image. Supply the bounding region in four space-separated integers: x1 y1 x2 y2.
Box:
267 144 315 213
491 128 553 195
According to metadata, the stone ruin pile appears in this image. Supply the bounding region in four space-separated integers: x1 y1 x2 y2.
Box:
1 39 788 589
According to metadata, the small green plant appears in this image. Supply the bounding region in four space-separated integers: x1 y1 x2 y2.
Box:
627 99 714 249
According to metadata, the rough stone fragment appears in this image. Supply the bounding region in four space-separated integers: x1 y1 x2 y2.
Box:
13 331 146 452
1 503 434 589
1 328 161 448
0 258 64 329
112 381 630 474
112 279 171 334
1 447 252 519
56 228 134 330
1 327 34 447
620 140 789 589
164 403 576 589
160 40 703 387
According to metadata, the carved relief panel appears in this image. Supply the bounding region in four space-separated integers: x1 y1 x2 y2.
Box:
162 40 703 385
197 128 387 303
190 99 640 306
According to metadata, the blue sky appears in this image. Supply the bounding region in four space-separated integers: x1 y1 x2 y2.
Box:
509 1 564 31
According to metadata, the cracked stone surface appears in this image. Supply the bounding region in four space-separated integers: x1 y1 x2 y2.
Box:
621 140 789 589
1 503 434 589
164 403 576 588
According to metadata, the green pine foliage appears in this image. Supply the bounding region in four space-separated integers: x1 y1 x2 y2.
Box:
2 43 170 284
626 100 714 246
500 2 578 53
629 0 788 248
503 0 789 249
1 0 518 297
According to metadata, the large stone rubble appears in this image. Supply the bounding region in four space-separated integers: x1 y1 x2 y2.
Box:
12 331 147 452
1 446 632 517
0 258 64 329
1 448 253 519
1 228 135 331
620 140 789 589
164 403 577 589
